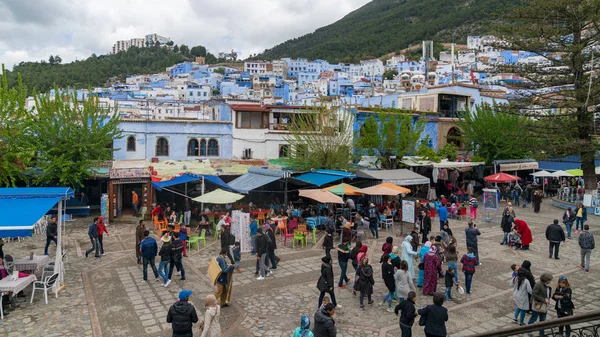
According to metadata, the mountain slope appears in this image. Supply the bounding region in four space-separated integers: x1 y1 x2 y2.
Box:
257 0 519 62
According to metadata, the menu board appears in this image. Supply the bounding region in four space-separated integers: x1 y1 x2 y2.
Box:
402 200 415 224
483 189 498 210
231 210 251 252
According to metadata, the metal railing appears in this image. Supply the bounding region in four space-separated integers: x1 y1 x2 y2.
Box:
469 310 600 337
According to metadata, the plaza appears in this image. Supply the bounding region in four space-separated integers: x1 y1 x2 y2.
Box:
1 199 598 337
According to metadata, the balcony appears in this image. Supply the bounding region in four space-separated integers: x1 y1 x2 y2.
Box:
438 109 464 118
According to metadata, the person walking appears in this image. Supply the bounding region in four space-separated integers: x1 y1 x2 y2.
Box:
500 207 514 245
183 198 191 227
215 249 235 307
135 220 146 264
575 203 587 234
167 289 199 337
401 236 418 280
249 216 258 255
417 242 431 287
423 245 441 296
158 234 172 287
394 291 417 337
443 267 456 301
438 206 448 231
139 230 159 282
313 303 337 337
367 203 380 239
527 273 553 336
350 241 362 272
417 293 448 337
255 229 272 280
562 207 576 239
293 315 315 337
317 256 339 309
460 247 479 294
465 221 481 261
553 276 574 336
468 196 479 220
395 261 416 302
546 219 566 259
511 268 532 326
337 240 351 288
265 224 279 269
533 190 542 213
420 211 431 244
445 245 459 284
169 232 186 281
379 254 396 312
85 217 100 259
96 216 108 256
579 224 595 272
220 225 236 265
356 257 374 309
323 229 334 259
199 294 221 337
44 216 58 256
131 190 139 217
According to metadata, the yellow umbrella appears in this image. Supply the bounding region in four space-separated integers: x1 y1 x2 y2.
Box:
324 183 363 196
359 185 403 196
298 189 345 204
192 189 244 204
378 182 411 194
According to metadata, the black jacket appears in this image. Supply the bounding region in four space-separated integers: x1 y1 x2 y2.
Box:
170 240 183 262
418 304 448 336
158 242 172 262
382 262 396 292
445 271 455 288
546 223 566 242
166 301 199 335
521 261 536 292
421 215 431 234
395 300 417 327
337 244 350 263
256 234 269 257
562 211 576 224
350 245 361 265
501 213 514 233
221 229 233 250
357 264 374 294
266 229 277 250
465 227 481 246
313 308 336 337
317 262 334 292
323 234 333 249
46 221 57 238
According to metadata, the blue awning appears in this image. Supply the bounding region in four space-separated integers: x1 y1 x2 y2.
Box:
538 161 581 171
294 170 356 187
152 173 235 192
47 198 90 216
0 187 74 238
228 167 291 194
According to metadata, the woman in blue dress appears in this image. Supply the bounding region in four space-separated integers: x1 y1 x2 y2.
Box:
417 241 431 287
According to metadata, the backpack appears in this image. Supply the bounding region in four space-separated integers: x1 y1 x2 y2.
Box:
472 200 479 208
368 207 377 219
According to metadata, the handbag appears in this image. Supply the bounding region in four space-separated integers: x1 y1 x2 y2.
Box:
418 262 424 270
198 308 217 333
532 299 546 313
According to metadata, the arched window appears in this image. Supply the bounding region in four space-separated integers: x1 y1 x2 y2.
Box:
447 127 462 149
126 136 136 152
207 139 219 156
156 137 169 156
200 139 207 156
187 139 199 156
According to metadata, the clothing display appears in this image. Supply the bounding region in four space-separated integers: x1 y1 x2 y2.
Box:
438 169 448 181
432 168 439 183
428 188 437 201
449 170 459 183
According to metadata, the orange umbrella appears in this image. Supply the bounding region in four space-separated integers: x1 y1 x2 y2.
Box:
378 182 411 194
298 189 345 204
324 183 363 196
359 185 403 196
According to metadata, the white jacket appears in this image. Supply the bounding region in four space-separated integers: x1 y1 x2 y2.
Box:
200 306 221 337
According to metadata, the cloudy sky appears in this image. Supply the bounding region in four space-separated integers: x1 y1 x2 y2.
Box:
0 0 370 68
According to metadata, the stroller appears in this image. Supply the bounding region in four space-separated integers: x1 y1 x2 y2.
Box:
508 231 522 250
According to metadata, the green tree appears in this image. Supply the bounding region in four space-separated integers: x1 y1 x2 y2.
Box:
383 69 398 80
25 88 123 187
495 0 600 190
355 112 428 169
437 143 458 161
166 41 174 47
179 44 190 55
283 106 354 171
173 45 179 53
54 55 62 64
190 45 207 57
457 104 531 164
49 55 55 65
205 52 218 64
213 67 226 75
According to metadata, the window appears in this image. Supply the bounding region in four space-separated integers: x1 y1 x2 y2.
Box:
279 145 289 158
200 139 207 156
207 139 219 156
126 136 136 152
156 137 169 156
189 91 194 96
187 139 199 156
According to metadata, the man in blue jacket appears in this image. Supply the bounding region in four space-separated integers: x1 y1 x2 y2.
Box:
215 248 235 307
85 217 100 258
139 230 160 282
438 206 448 231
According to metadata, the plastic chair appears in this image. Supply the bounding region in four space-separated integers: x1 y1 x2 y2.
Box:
283 227 295 246
429 208 436 218
31 273 59 305
197 229 206 247
276 219 287 237
257 213 265 225
292 230 305 249
309 227 317 245
213 223 219 240
458 207 467 220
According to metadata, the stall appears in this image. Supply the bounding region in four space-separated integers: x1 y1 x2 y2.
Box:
108 160 153 220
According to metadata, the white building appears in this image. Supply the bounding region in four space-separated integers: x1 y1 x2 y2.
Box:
112 33 171 53
271 60 288 77
467 35 499 53
244 61 271 75
360 59 385 77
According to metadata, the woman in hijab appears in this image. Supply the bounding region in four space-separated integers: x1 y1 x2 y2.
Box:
521 260 536 312
402 236 418 280
353 245 369 295
423 245 442 296
317 256 337 309
417 242 432 287
292 315 315 337
342 222 353 244
395 260 416 302
200 294 221 337
513 219 533 250
381 237 394 262
350 241 363 272
357 257 375 309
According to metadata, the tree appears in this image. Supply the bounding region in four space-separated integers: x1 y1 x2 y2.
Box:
283 106 354 171
496 0 600 190
213 67 226 75
25 88 123 187
179 44 190 55
205 52 218 64
355 112 428 169
190 45 207 57
457 104 532 164
383 69 398 80
437 143 458 161
166 41 174 47
173 45 179 53
54 55 62 64
49 55 55 65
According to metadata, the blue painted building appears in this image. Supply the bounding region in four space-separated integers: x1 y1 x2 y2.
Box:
273 83 290 102
170 62 195 77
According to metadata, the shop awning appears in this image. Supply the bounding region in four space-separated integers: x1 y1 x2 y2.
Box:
356 169 430 186
152 173 234 192
294 170 356 187
495 158 538 171
0 188 74 237
48 198 90 216
228 168 291 194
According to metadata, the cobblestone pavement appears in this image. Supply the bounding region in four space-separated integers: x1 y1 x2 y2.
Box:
1 200 599 336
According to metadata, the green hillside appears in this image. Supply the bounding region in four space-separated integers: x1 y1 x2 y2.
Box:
257 0 520 63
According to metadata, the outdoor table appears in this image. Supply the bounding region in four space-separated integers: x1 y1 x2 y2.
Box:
0 274 37 295
306 216 329 229
13 255 50 276
270 217 288 225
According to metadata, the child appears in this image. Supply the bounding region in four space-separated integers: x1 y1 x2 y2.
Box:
510 264 519 278
553 276 574 336
394 291 417 337
444 267 457 301
179 223 188 257
460 247 479 294
319 295 331 310
445 246 459 284
233 241 241 273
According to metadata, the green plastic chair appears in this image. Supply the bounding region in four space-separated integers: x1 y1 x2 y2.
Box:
292 230 305 249
187 235 200 251
309 227 317 245
197 229 206 248
213 223 219 240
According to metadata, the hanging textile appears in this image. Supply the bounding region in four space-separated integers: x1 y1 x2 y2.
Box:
449 169 459 183
427 188 437 201
438 169 448 181
432 168 439 183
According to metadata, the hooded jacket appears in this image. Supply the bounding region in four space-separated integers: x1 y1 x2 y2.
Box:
337 243 350 263
158 241 172 262
317 261 334 292
381 261 396 292
167 301 199 335
460 253 479 274
579 230 595 250
394 299 417 327
357 263 374 294
313 308 336 337
545 222 566 243
521 260 536 290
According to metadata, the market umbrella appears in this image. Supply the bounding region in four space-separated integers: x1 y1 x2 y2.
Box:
298 189 345 204
378 182 411 194
565 169 583 177
530 170 553 177
550 170 574 177
359 185 403 196
324 183 363 196
484 172 521 183
192 189 244 204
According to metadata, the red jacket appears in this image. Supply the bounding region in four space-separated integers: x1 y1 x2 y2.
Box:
514 219 533 246
97 221 108 236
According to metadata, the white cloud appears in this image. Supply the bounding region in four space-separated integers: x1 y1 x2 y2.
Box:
0 0 370 69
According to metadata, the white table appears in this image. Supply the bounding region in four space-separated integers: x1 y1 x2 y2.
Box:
13 255 50 276
0 275 37 294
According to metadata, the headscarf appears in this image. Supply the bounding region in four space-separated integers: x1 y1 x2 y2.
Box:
392 245 401 255
321 256 331 264
521 260 532 271
299 315 311 336
205 294 217 307
345 222 352 229
427 245 437 256
264 224 271 230
359 245 368 253
424 241 432 248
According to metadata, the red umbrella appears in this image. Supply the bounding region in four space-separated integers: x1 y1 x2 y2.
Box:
484 172 521 183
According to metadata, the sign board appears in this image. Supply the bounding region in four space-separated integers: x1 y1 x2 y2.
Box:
482 188 498 210
231 210 251 253
100 194 109 226
402 200 415 224
583 194 593 207
110 167 150 179
500 162 538 171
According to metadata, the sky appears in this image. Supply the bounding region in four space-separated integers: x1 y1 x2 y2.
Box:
0 0 371 69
